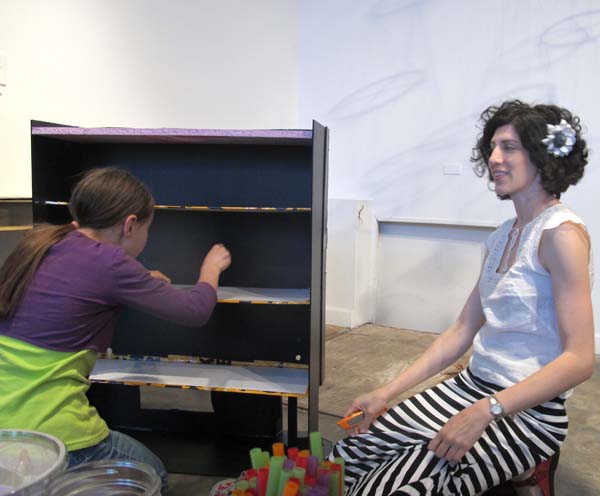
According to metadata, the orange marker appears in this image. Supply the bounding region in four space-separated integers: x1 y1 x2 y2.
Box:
336 409 387 430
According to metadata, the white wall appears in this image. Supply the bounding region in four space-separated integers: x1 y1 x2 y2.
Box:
299 0 600 351
377 223 491 332
0 0 299 197
325 199 377 327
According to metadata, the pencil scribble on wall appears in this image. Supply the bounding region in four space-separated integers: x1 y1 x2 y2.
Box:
490 10 600 75
328 70 426 119
542 10 600 46
363 84 556 219
369 0 430 17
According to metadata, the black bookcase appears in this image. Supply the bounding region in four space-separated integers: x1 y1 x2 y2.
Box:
30 121 329 475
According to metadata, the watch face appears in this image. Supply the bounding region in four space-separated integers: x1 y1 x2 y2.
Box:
491 404 503 416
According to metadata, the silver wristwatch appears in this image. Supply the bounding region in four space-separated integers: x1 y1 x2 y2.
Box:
488 395 506 420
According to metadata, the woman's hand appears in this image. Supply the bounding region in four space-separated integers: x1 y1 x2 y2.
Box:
427 399 492 465
344 389 388 435
149 270 171 283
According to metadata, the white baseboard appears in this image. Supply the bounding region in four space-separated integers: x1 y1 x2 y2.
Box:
325 306 352 328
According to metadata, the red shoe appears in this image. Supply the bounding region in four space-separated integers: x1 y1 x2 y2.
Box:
512 453 559 496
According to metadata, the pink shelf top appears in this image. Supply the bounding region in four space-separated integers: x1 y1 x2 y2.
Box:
32 126 313 145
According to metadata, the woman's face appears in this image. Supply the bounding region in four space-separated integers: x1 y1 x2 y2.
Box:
488 124 539 199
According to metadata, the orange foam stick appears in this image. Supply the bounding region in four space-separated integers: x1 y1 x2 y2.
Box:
272 442 285 457
336 408 387 430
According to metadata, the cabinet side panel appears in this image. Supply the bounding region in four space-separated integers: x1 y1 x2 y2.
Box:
309 122 328 431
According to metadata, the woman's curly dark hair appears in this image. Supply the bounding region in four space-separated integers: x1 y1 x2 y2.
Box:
471 100 588 199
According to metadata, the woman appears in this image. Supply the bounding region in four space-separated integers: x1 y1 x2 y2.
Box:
0 167 231 491
331 101 594 496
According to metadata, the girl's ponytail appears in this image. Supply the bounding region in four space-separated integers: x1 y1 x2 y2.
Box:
0 224 75 319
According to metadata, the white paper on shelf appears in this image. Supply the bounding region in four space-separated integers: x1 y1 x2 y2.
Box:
90 359 308 395
217 286 309 303
172 284 309 303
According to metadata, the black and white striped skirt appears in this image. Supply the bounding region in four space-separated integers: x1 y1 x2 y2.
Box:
331 368 567 495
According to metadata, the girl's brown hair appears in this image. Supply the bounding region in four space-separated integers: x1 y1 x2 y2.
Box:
0 167 154 319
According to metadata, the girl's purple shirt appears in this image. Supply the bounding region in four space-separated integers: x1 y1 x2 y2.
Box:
0 231 216 352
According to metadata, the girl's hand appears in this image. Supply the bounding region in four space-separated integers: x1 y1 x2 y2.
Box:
199 244 231 289
202 243 231 273
344 389 388 435
427 399 492 465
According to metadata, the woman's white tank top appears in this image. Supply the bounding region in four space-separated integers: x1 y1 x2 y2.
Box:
470 203 592 394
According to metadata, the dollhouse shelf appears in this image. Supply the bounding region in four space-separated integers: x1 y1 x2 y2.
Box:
90 359 308 397
31 120 328 476
36 201 311 213
217 286 308 304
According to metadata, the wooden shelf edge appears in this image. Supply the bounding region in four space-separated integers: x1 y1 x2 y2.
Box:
156 206 312 213
89 379 308 398
217 300 309 305
97 353 308 369
36 201 311 213
0 225 32 232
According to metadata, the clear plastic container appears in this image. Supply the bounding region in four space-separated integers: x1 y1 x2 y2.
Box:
45 459 161 495
0 429 67 496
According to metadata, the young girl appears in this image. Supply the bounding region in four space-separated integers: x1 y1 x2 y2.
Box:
332 101 594 496
0 167 231 491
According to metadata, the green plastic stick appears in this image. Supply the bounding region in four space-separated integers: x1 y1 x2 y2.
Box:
266 455 285 496
250 447 263 469
309 432 324 461
334 457 345 489
292 467 306 490
277 468 293 496
329 467 340 496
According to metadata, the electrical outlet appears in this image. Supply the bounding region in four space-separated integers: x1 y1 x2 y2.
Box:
443 163 462 175
0 54 7 87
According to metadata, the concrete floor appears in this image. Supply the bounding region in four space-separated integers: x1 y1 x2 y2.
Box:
166 324 600 495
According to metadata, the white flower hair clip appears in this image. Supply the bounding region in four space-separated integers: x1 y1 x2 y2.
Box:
542 119 576 157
